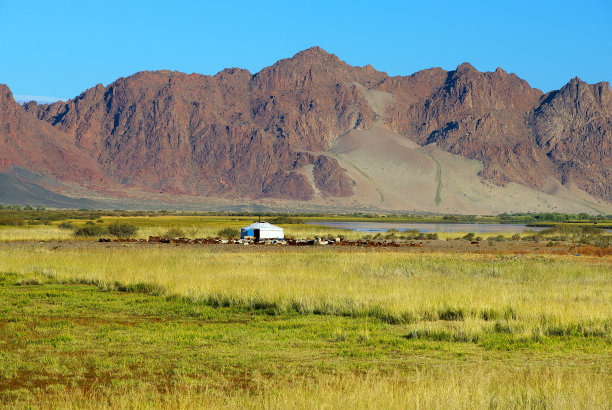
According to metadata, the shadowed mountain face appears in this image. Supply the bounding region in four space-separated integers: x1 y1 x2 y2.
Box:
1 47 609 211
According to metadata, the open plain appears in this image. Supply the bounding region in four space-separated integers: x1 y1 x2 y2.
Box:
0 213 611 408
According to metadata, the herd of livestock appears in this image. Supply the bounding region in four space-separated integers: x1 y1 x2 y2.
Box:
98 236 424 248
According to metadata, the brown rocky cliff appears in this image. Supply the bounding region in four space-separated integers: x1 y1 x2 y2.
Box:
379 63 562 189
312 155 354 197
380 64 611 200
532 78 612 200
0 84 107 187
250 47 385 151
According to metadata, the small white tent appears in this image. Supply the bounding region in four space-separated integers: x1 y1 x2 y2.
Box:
240 222 284 240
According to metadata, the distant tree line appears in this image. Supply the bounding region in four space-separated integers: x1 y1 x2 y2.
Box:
497 212 608 222
0 203 610 227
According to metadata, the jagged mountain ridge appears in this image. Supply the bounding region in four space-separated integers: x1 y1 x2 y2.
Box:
1 47 609 212
0 84 109 189
24 48 375 199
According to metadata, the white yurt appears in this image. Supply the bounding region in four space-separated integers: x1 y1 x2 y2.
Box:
240 222 284 240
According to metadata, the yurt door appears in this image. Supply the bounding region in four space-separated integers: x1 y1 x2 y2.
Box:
254 229 261 240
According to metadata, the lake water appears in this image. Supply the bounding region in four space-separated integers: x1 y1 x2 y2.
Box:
307 221 548 233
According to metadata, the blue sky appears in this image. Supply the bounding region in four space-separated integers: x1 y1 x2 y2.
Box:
1 0 611 102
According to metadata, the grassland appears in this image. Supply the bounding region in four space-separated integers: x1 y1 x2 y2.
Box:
0 213 609 245
0 238 611 408
0 214 406 242
0 211 610 407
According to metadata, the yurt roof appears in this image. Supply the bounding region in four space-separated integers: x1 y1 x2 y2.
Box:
241 222 283 231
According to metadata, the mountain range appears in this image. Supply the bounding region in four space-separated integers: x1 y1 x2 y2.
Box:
1 47 610 214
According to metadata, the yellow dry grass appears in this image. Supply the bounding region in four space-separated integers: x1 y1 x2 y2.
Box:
1 242 611 408
2 245 610 333
0 226 72 242
7 367 610 409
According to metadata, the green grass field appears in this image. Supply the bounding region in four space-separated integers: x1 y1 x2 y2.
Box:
0 240 611 408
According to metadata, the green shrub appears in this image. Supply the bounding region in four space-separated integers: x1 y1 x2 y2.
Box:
108 222 139 238
58 222 75 230
402 230 420 240
218 227 240 238
0 216 25 226
462 233 475 241
162 227 185 240
522 235 539 243
385 229 399 239
73 225 108 237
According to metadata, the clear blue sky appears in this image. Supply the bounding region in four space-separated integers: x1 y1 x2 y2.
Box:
1 0 611 101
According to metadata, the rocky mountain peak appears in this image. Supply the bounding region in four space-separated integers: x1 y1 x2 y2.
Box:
292 46 336 61
541 77 612 113
556 77 612 106
215 67 252 78
0 84 12 100
454 62 478 74
0 84 21 120
532 77 612 200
